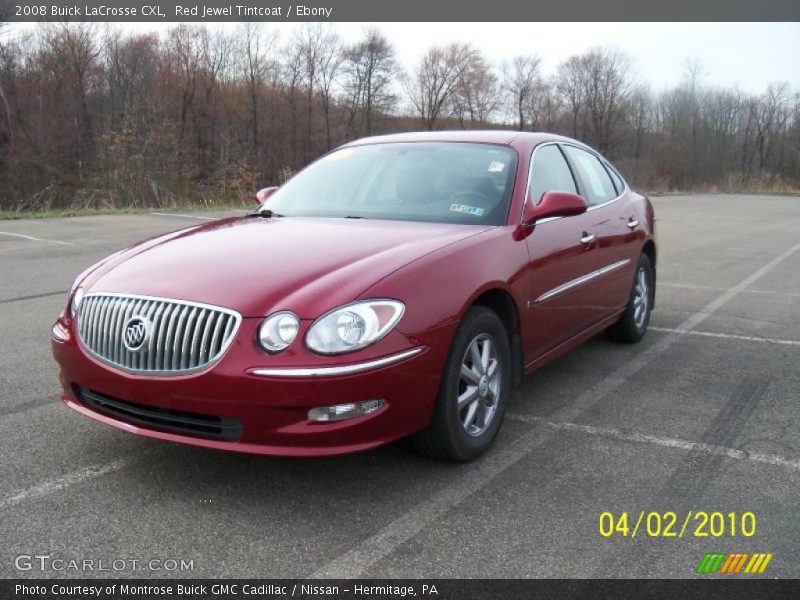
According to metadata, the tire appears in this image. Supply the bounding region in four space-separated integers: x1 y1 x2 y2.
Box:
606 252 654 343
412 306 512 461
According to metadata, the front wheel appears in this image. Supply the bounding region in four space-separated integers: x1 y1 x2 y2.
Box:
606 252 654 343
412 306 511 461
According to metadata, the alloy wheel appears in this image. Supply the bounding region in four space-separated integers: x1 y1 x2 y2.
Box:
457 334 502 437
633 266 649 329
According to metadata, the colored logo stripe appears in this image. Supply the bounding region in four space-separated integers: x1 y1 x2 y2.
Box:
697 553 726 574
697 553 773 574
719 553 749 573
744 553 773 573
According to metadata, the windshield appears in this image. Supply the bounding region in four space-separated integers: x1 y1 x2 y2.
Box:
264 142 518 225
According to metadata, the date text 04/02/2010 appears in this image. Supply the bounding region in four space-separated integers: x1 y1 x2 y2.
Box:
599 511 757 539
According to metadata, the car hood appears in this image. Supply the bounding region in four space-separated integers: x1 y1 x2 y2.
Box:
85 216 493 317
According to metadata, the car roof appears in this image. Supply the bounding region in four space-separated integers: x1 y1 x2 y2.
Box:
342 130 582 150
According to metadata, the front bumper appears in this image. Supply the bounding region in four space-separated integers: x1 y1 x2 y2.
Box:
51 316 453 456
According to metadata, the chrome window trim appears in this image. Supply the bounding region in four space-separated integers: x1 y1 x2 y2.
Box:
521 142 628 226
250 347 424 378
603 160 629 197
77 292 242 377
523 141 575 210
534 259 631 304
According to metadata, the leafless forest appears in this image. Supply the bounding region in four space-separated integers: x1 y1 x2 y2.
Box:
0 23 798 212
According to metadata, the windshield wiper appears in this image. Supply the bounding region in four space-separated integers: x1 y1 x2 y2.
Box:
246 209 284 218
342 215 367 219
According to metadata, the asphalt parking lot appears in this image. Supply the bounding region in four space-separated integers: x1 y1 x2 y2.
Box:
1 194 798 579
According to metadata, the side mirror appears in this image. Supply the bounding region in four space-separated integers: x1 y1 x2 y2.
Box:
254 186 279 205
521 190 588 225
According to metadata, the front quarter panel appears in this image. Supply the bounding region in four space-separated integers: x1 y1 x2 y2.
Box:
360 226 529 366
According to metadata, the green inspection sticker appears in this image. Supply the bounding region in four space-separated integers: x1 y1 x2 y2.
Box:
450 203 485 216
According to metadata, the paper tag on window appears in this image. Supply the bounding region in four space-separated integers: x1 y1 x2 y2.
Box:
488 161 505 173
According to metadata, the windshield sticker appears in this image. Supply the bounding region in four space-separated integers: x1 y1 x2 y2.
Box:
450 203 485 217
487 161 506 173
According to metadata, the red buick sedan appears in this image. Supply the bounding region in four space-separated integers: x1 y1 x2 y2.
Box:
52 131 655 461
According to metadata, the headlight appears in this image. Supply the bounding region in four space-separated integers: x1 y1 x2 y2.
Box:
258 311 300 353
70 287 85 318
306 300 405 355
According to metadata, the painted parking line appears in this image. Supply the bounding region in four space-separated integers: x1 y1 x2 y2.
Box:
0 231 73 246
506 414 800 472
0 458 133 510
0 290 69 305
650 327 800 347
149 212 218 221
309 241 800 579
0 396 56 417
661 282 800 298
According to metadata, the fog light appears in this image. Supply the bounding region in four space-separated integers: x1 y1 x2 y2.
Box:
307 399 385 422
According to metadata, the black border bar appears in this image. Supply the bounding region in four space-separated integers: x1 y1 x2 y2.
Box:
4 0 800 22
4 579 800 600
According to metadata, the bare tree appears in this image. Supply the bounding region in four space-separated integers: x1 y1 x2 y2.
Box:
580 48 634 152
407 43 476 130
105 29 159 129
163 25 202 145
315 28 343 150
1 24 799 211
342 27 397 137
0 10 13 152
628 85 652 161
755 83 791 172
291 24 338 159
450 49 498 127
281 37 304 166
39 23 101 183
503 55 542 130
556 55 585 140
239 23 277 154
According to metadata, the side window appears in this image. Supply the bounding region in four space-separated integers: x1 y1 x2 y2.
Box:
605 162 625 194
562 146 617 206
528 144 577 204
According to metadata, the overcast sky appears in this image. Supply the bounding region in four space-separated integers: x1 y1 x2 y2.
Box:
7 22 799 93
373 22 800 93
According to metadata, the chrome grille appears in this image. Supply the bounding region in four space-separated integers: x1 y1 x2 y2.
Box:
77 293 241 375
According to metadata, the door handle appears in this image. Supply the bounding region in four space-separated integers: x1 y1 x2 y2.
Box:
580 232 596 244
627 218 639 229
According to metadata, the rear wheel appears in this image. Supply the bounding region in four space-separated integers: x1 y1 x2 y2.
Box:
606 252 654 343
412 306 511 461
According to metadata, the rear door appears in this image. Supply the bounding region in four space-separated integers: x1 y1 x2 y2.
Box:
561 145 639 318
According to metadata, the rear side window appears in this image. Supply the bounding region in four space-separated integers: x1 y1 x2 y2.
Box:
605 163 625 194
562 146 617 205
528 144 577 205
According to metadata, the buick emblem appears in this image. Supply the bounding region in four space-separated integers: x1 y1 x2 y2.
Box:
123 316 150 352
